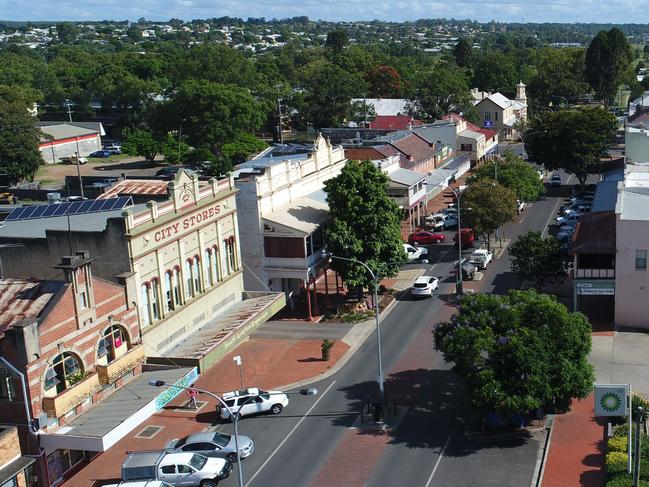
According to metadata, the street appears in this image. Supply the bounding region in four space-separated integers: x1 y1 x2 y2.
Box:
213 178 572 487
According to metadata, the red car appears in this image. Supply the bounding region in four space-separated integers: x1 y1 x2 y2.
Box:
408 231 446 245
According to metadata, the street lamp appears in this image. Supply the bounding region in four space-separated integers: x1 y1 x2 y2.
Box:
148 381 319 487
322 251 385 412
446 186 464 296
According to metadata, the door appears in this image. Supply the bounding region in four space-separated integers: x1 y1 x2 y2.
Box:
177 464 196 486
159 464 179 484
239 396 259 416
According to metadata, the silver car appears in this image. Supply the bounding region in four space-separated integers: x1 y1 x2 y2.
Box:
165 431 254 463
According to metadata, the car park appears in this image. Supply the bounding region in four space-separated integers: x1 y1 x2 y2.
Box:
408 231 445 246
89 150 112 158
403 243 428 262
411 275 439 298
165 431 254 463
218 387 289 420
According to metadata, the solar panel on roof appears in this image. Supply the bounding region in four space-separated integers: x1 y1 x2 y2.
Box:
3 197 133 223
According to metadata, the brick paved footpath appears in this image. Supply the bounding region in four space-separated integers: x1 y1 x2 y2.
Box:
61 338 349 487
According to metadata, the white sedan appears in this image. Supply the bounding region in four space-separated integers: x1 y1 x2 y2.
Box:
411 276 439 298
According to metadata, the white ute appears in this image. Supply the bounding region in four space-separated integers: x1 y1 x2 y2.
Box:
403 243 428 262
469 249 493 270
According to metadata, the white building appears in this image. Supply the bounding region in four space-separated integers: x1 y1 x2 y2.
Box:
625 126 649 164
234 136 347 318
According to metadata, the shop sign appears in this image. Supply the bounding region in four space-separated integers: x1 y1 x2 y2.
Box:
576 281 615 295
594 384 628 417
151 203 221 243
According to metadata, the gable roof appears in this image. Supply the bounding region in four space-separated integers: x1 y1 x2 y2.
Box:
351 98 410 116
0 279 65 335
39 124 99 141
388 134 437 170
441 113 498 140
370 115 423 131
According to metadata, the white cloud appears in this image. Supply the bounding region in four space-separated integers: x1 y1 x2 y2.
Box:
2 0 649 23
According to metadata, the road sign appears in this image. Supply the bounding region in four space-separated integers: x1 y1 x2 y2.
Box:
594 384 628 416
484 120 493 128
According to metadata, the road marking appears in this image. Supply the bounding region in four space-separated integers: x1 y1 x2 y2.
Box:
424 435 452 487
245 379 336 486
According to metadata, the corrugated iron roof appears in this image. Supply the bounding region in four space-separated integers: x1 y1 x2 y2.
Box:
97 180 169 200
370 115 424 131
0 279 64 335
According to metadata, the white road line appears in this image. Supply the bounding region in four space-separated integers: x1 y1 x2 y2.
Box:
245 379 336 487
424 435 452 487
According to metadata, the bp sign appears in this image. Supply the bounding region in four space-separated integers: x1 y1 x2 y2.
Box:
594 384 629 416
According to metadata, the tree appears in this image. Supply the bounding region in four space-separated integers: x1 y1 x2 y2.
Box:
122 129 160 162
365 65 404 98
412 64 475 121
221 132 267 165
528 48 590 108
153 80 265 156
56 22 79 43
585 28 633 105
300 62 363 128
160 134 191 165
472 52 518 98
469 150 545 203
524 107 617 187
461 181 517 246
434 290 594 418
325 30 348 53
509 232 570 288
0 100 43 182
323 160 405 292
349 100 377 125
453 38 473 68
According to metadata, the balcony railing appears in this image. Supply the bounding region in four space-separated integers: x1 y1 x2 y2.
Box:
42 373 101 418
96 344 145 385
575 268 615 279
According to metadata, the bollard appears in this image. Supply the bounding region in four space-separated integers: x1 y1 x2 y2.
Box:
373 402 383 423
394 398 397 416
360 406 364 424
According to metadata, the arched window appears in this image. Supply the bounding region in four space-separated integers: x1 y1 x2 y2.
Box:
204 249 214 287
97 325 129 363
184 260 193 299
140 283 150 326
221 239 230 276
172 266 181 306
212 245 220 282
151 278 161 321
165 271 173 311
44 352 83 395
192 256 201 293
228 236 237 271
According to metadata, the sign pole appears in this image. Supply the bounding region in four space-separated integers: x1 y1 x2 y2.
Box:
629 385 633 475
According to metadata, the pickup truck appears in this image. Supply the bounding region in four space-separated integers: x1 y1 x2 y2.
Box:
105 481 174 487
469 249 494 270
121 450 231 487
424 214 445 231
59 155 88 165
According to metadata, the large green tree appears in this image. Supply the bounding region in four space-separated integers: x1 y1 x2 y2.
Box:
453 38 473 68
461 181 517 246
412 64 476 121
469 151 545 203
325 30 349 53
585 28 633 105
509 231 570 289
0 101 43 182
528 48 589 108
153 80 265 156
323 160 405 292
472 52 518 98
434 290 594 417
524 107 617 187
122 129 160 162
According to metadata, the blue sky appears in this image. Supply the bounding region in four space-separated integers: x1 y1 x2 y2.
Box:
1 0 648 23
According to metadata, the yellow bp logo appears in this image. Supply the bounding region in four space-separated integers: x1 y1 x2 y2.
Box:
600 392 622 413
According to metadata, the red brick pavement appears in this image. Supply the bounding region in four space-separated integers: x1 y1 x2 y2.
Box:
62 338 349 487
541 395 606 487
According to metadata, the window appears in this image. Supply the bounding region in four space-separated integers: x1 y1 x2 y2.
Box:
228 237 236 272
172 267 181 306
192 256 201 294
184 261 193 299
165 271 173 310
0 367 15 401
151 279 161 320
45 352 83 394
221 239 230 275
494 111 499 121
98 326 128 363
212 246 220 282
161 465 176 475
77 290 88 309
140 284 150 326
1 475 17 487
204 249 214 286
636 250 647 270
484 111 491 121
460 143 473 151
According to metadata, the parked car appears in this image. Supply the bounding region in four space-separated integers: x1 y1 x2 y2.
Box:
441 207 458 216
411 275 439 298
121 451 231 486
104 143 122 154
424 215 445 231
403 243 428 262
453 228 475 249
104 481 174 487
557 227 576 241
218 387 289 420
427 213 458 229
60 156 87 165
408 231 445 246
556 213 580 225
89 150 112 158
563 204 590 216
165 432 254 463
549 174 562 187
469 249 494 270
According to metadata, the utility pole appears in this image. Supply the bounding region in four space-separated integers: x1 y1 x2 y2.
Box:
178 124 183 166
277 96 284 144
65 99 73 122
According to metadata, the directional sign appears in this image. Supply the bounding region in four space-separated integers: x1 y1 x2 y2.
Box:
594 384 628 416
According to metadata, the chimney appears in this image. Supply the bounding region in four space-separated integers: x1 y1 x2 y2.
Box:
54 251 97 326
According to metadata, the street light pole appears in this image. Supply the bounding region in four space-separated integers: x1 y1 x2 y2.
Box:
324 253 384 408
148 381 244 487
447 187 464 296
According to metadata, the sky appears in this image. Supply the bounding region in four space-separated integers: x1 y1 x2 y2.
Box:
1 0 649 24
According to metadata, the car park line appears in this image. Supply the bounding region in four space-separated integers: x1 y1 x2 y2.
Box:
424 435 452 487
245 379 336 487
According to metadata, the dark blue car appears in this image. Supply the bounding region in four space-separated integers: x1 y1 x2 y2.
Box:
89 150 111 158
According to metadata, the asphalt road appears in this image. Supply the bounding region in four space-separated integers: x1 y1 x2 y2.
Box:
215 177 573 487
